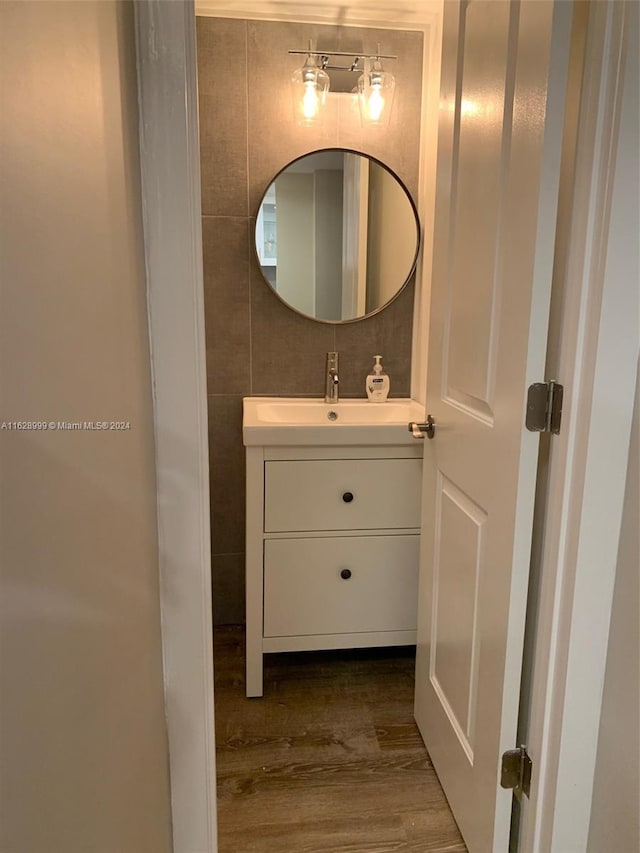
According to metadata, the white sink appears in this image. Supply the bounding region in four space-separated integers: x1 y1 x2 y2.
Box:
243 397 426 446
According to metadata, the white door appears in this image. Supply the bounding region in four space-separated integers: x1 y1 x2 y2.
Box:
414 1 573 851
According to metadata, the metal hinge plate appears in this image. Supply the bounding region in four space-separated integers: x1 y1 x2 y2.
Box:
526 381 563 434
501 745 532 801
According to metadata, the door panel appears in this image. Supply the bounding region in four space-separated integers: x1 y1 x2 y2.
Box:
414 1 572 851
446 1 512 421
431 474 486 762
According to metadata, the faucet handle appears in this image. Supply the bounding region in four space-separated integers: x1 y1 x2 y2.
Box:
325 352 340 403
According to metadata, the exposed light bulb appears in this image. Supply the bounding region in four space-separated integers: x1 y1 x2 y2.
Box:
357 56 395 127
291 49 329 126
367 84 385 122
302 80 319 120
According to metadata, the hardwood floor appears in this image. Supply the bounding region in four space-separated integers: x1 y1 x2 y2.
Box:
213 627 467 852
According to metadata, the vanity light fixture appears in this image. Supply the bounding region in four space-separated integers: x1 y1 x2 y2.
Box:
289 42 397 127
357 51 396 127
290 41 330 126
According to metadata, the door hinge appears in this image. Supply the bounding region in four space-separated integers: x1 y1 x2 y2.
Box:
501 745 532 801
526 380 563 434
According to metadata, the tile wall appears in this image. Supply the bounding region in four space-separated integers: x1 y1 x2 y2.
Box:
196 17 423 623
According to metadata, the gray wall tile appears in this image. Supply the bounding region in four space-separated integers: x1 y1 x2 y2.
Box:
377 282 415 396
202 217 251 395
208 395 245 558
250 260 336 396
212 554 246 625
335 281 414 398
197 18 249 217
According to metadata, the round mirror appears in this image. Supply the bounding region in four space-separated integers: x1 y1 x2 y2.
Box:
254 149 420 323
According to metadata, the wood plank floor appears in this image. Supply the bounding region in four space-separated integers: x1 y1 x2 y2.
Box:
213 627 467 853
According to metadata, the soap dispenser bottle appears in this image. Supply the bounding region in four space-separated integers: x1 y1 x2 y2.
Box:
366 355 390 402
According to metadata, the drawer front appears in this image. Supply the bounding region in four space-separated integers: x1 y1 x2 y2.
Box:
263 535 419 638
264 458 422 532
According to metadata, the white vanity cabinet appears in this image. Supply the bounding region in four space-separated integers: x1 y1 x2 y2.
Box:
245 444 423 697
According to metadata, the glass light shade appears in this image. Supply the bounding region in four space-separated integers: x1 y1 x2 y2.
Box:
291 56 330 126
357 60 396 127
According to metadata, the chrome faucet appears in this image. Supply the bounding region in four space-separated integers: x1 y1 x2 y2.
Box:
325 352 339 403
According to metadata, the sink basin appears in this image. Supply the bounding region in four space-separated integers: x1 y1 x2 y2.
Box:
243 397 426 446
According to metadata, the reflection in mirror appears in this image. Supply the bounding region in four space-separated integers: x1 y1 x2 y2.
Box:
255 150 420 323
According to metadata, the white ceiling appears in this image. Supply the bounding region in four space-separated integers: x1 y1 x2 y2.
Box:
194 0 442 29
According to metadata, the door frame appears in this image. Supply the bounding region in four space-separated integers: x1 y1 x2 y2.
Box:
134 4 217 853
133 2 637 852
521 2 638 850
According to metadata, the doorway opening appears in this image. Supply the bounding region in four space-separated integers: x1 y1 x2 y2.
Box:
194 5 462 847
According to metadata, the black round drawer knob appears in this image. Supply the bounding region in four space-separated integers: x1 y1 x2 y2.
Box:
340 568 352 580
342 491 354 503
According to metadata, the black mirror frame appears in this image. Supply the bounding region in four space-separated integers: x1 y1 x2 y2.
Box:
253 147 421 324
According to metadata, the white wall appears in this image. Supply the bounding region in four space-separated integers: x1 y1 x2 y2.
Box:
587 361 640 853
366 162 418 313
0 3 173 851
276 172 315 315
314 169 343 320
585 8 639 847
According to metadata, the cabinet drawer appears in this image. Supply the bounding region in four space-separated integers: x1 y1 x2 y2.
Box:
264 458 422 532
263 535 419 637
